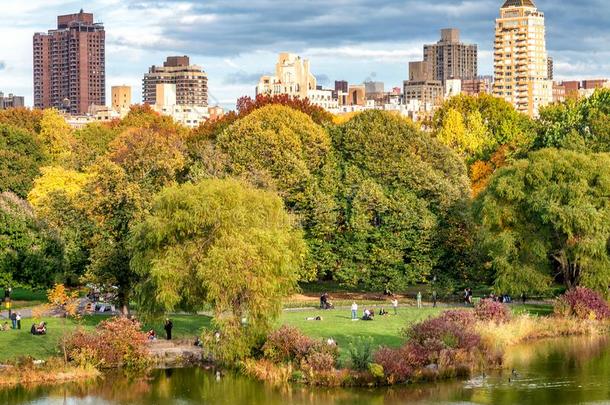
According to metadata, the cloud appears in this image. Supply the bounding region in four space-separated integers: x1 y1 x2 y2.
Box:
0 61 5 71
223 71 269 85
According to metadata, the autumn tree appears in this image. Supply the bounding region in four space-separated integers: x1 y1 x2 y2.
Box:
38 109 75 164
0 124 47 198
131 179 305 362
236 94 334 125
0 108 44 134
477 148 610 295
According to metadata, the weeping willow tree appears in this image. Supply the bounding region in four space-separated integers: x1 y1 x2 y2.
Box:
476 148 610 295
130 178 305 363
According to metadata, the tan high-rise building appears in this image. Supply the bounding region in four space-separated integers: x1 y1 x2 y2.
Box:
143 56 208 106
111 86 131 112
493 0 552 116
424 28 478 83
33 10 105 114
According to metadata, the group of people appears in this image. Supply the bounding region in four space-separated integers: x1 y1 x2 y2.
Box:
488 293 512 303
351 299 399 321
1 312 23 331
464 288 474 305
146 318 174 341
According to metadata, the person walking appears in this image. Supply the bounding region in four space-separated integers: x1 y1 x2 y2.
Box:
16 312 21 330
391 298 398 315
432 290 437 308
416 291 422 309
351 302 358 320
164 318 173 340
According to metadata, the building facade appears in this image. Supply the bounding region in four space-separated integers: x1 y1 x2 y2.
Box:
33 10 105 114
111 85 131 113
403 61 444 114
493 0 552 116
0 92 25 109
424 28 478 84
256 53 318 100
462 76 494 96
143 56 208 107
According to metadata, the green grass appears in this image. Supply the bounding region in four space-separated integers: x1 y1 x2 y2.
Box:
0 314 212 363
511 303 554 316
277 307 444 361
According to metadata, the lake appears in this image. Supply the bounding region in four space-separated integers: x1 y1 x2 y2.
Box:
2 336 609 405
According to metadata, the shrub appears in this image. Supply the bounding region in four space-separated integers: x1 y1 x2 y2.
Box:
474 299 511 323
441 309 477 327
348 337 374 371
368 363 385 380
65 317 151 371
373 346 414 383
262 326 338 370
554 287 610 320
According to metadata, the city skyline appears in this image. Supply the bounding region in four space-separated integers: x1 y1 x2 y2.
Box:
0 0 609 108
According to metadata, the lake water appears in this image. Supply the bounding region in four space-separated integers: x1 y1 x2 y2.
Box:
2 336 610 405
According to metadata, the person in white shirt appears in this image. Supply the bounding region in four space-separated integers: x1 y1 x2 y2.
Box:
391 298 398 315
351 302 358 320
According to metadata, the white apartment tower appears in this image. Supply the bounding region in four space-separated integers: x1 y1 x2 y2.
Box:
493 0 552 117
256 53 317 99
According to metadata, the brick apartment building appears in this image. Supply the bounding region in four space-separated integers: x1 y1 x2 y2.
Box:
33 10 105 114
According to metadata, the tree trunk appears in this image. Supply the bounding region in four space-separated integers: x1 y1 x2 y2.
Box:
118 289 130 316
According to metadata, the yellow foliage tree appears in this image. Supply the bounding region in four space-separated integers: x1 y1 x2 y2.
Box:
39 109 75 164
436 108 489 159
28 166 89 219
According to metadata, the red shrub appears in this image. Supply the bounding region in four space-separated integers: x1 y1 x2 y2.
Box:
65 317 150 370
474 299 511 323
263 326 338 368
555 287 610 320
373 346 414 383
440 310 477 327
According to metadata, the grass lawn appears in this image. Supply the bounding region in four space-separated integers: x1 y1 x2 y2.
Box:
0 314 212 363
277 307 444 361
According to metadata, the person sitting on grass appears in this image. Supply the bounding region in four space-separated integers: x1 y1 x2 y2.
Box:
31 321 47 335
305 316 323 321
1 321 9 331
362 309 374 321
147 329 157 341
378 308 389 316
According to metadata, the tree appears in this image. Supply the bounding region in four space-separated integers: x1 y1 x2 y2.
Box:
0 192 64 289
213 105 339 280
236 94 334 125
0 124 47 198
28 167 93 283
131 179 305 362
38 109 75 164
332 110 471 289
535 89 610 153
0 108 44 134
71 123 119 170
476 148 610 295
79 159 144 314
435 108 489 159
108 127 186 192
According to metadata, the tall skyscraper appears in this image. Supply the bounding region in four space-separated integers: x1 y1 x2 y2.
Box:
33 10 105 114
493 0 552 116
143 56 208 106
424 28 478 83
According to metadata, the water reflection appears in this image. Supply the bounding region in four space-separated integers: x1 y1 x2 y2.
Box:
1 336 610 405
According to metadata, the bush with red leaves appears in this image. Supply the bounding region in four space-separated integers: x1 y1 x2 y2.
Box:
65 317 150 370
474 299 511 323
554 287 610 320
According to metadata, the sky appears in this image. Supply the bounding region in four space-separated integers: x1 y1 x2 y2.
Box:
1 0 609 110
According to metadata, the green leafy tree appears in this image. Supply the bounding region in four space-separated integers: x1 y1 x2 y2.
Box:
79 159 144 314
477 148 610 295
131 179 305 362
0 192 64 288
70 123 119 170
333 111 471 290
535 89 610 153
0 124 47 198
